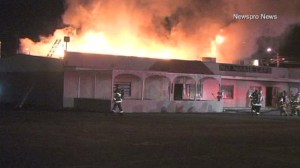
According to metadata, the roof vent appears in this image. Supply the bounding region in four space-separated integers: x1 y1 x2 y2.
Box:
202 57 216 63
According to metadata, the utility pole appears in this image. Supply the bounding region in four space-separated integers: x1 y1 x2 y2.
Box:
267 47 281 67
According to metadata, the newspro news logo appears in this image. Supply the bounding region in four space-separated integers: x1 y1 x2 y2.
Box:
233 13 278 20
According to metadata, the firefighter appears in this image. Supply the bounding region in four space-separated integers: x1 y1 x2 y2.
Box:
217 91 223 101
111 88 124 115
249 89 263 115
290 92 300 116
278 91 288 116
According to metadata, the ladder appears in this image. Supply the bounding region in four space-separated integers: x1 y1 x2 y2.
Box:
47 39 61 57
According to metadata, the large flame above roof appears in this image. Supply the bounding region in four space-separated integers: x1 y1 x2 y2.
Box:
19 0 300 63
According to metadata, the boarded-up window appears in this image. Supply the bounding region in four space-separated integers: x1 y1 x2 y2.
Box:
114 82 131 98
221 85 234 99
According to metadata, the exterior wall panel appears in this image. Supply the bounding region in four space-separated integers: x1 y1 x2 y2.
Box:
79 72 94 98
95 72 112 100
202 78 219 100
122 100 223 113
144 76 170 100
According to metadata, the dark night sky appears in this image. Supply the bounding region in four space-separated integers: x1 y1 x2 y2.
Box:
253 24 300 65
0 0 65 56
0 0 300 67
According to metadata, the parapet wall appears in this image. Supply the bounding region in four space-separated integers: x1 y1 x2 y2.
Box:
121 100 223 113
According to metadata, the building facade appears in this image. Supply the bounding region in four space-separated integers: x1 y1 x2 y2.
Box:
204 62 300 110
1 52 300 112
63 52 300 113
63 52 223 112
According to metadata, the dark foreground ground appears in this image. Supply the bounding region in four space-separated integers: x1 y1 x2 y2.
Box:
1 110 300 168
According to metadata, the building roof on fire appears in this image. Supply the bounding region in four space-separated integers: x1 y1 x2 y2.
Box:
64 52 214 75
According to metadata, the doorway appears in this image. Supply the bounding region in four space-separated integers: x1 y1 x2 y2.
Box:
174 84 183 100
266 87 273 107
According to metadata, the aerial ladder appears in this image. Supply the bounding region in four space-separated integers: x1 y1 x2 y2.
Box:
47 39 61 57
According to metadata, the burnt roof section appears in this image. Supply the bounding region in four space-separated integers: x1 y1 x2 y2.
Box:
149 59 213 74
65 52 213 74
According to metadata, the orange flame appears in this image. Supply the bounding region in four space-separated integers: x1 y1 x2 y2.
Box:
19 0 237 62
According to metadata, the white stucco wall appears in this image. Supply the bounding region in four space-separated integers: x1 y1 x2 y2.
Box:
221 79 288 108
95 72 112 100
144 75 170 100
63 70 112 108
79 72 94 98
114 74 142 99
202 78 219 100
121 100 223 113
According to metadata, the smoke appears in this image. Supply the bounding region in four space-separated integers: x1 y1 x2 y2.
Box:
60 0 238 61
20 0 300 63
222 0 300 61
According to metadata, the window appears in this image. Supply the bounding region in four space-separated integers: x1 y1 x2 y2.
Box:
249 86 261 91
221 85 234 99
114 82 131 98
249 86 262 96
185 84 196 100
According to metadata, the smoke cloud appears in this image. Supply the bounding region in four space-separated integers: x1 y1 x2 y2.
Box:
20 0 300 63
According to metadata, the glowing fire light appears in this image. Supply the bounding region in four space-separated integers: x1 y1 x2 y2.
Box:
215 35 225 44
19 27 200 60
18 0 238 63
210 34 225 60
211 40 218 58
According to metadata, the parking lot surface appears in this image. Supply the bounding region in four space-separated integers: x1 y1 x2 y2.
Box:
1 110 300 168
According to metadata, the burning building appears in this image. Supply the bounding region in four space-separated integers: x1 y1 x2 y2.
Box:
62 51 300 112
63 52 222 112
1 51 300 113
2 0 300 112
